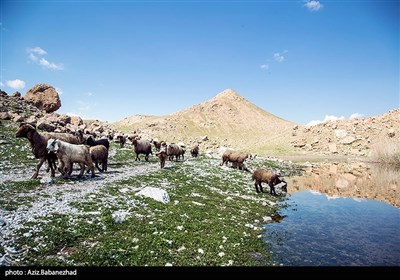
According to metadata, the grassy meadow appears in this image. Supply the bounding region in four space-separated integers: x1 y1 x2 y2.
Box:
0 121 302 266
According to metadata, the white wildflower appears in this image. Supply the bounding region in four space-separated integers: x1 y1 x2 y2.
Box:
218 252 225 257
198 248 204 254
228 260 234 266
177 246 186 252
165 263 173 266
132 238 139 243
177 225 184 231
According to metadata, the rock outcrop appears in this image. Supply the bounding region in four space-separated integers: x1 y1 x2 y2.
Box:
290 109 400 157
24 84 61 113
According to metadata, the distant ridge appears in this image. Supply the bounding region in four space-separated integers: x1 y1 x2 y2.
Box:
111 89 296 154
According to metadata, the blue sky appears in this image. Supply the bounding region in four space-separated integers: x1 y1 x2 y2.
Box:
1 0 399 125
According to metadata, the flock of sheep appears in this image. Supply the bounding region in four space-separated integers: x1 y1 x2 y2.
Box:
15 123 287 196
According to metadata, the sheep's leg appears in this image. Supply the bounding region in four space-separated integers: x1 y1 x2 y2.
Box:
47 158 56 177
68 163 73 176
89 163 95 178
220 158 226 166
62 161 70 179
95 161 102 172
57 161 64 174
32 157 46 179
254 182 260 193
103 159 107 172
269 183 276 196
259 183 264 193
77 163 85 178
145 154 149 161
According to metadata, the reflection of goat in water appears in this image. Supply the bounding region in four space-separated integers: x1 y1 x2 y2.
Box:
251 168 287 195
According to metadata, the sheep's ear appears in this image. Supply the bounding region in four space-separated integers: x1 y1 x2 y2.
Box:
54 141 59 152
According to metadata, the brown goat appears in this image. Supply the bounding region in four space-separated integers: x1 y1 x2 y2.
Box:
190 145 199 158
221 150 248 170
89 145 108 172
15 123 57 179
251 168 287 195
156 150 168 169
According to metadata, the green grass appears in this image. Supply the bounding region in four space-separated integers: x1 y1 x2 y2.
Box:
0 120 302 266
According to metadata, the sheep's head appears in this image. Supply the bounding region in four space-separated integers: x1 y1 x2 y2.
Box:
75 129 84 139
15 123 36 138
47 138 59 153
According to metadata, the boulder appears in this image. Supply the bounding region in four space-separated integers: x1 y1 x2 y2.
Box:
24 84 61 113
70 115 83 126
136 187 170 204
0 112 11 120
334 129 347 139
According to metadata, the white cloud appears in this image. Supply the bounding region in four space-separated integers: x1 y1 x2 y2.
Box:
260 64 269 70
6 79 26 90
306 115 345 126
273 50 288 62
349 113 364 119
304 1 323 12
27 47 47 55
84 92 93 96
39 58 64 70
307 113 365 126
27 46 63 71
274 53 284 62
0 81 4 87
28 53 38 62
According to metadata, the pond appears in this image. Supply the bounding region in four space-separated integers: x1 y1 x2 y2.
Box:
264 161 400 266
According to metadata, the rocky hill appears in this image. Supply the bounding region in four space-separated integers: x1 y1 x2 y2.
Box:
290 109 399 157
1 86 398 158
111 89 296 155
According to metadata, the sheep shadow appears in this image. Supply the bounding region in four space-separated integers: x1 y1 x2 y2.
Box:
53 173 106 182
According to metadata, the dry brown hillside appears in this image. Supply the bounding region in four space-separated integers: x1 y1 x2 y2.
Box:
111 89 399 158
111 89 296 155
290 109 399 158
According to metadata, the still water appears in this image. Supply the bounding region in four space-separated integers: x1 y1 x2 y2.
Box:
264 162 400 266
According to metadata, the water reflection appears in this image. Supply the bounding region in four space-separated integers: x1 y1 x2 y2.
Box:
287 162 399 208
265 190 400 266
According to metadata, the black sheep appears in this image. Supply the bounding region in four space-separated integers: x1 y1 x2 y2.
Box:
85 136 110 150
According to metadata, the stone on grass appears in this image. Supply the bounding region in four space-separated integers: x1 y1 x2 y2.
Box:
136 187 170 204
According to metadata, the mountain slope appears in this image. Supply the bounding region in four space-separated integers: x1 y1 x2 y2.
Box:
111 89 296 155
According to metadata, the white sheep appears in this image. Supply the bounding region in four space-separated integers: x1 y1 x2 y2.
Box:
47 138 95 179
